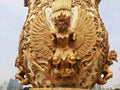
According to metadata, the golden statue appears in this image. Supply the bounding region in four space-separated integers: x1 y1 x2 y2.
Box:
15 0 118 89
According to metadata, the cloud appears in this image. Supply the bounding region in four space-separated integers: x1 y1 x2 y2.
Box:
0 0 23 7
0 0 11 5
0 0 27 82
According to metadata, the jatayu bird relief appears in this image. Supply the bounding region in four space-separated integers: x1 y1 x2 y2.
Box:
15 0 118 89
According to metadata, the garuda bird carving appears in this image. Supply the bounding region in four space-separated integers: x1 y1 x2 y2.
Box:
15 0 118 89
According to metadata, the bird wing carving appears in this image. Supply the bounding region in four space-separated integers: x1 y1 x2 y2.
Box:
72 8 97 59
30 10 54 59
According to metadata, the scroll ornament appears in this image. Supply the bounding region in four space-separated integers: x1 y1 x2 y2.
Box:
15 0 118 89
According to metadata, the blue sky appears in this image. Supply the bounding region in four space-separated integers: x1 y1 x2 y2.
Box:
0 0 120 88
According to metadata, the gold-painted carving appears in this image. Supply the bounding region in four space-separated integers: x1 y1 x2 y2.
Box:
15 0 118 89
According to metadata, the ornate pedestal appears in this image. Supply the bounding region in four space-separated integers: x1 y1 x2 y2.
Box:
29 88 92 90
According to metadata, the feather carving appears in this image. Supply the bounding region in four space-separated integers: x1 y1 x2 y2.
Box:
30 10 55 59
71 8 97 59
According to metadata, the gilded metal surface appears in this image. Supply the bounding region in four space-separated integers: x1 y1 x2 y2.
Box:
15 0 118 89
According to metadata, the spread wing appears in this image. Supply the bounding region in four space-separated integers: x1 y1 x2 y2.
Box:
30 10 54 59
72 8 97 59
